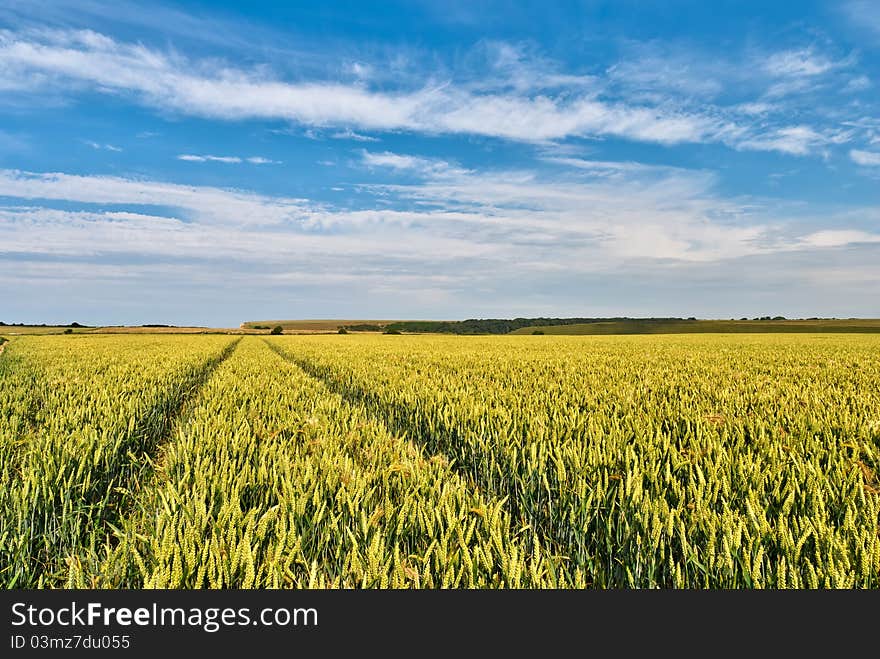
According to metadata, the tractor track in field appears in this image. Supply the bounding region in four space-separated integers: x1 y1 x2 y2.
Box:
41 337 242 586
94 337 243 520
262 339 577 575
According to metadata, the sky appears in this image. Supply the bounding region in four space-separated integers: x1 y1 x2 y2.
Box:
1 0 879 326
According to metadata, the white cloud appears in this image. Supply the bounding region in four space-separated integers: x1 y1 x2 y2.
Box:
606 48 725 99
0 29 862 156
540 156 689 176
177 154 279 164
361 151 427 170
737 126 845 156
0 164 746 266
84 139 122 151
735 102 776 116
330 128 379 142
757 47 856 99
347 62 373 79
0 28 729 146
471 41 598 94
762 48 840 78
178 154 241 163
763 78 815 99
0 169 308 226
799 230 880 248
438 93 725 143
361 150 470 178
845 75 872 91
850 149 880 166
1 165 878 322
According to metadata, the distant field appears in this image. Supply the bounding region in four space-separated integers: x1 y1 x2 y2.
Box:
244 317 880 336
0 326 92 335
0 326 251 336
90 326 254 334
2 322 414 336
6 319 880 337
241 319 424 332
511 319 880 335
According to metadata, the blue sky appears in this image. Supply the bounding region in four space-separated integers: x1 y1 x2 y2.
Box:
1 0 879 326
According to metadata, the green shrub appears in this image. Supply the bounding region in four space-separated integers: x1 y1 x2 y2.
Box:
270 326 284 335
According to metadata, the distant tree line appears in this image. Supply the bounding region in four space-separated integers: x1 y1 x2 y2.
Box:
342 324 386 332
0 322 88 328
337 316 852 335
375 317 700 335
389 317 698 335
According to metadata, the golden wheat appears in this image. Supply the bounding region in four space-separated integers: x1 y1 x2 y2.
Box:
1 332 878 588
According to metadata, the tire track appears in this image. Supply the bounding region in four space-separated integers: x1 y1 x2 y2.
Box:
94 338 559 587
4 337 241 588
264 339 578 581
67 337 244 584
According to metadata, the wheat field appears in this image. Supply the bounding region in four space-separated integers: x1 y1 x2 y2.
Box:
1 333 878 588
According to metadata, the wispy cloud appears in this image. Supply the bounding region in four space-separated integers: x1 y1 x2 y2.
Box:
758 46 855 100
798 230 880 248
539 156 690 177
0 0 311 58
844 75 872 92
604 39 872 155
1 28 867 157
2 158 865 265
2 164 878 321
735 102 777 116
850 149 880 166
606 44 726 100
83 139 122 151
468 41 598 94
177 154 280 164
330 128 379 142
0 28 731 146
0 169 307 226
178 154 241 163
737 126 851 156
762 48 843 78
361 150 470 178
